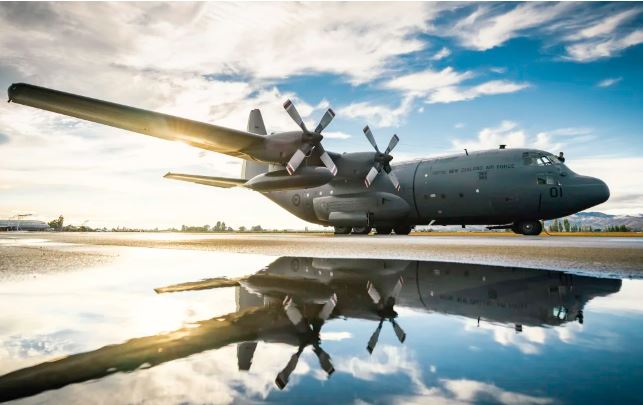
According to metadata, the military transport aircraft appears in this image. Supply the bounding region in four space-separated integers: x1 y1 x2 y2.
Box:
0 257 621 401
7 83 610 235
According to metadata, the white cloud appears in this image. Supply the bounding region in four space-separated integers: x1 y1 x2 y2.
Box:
566 8 641 41
451 121 595 153
566 29 643 62
439 3 642 62
383 67 529 106
446 3 573 51
385 67 473 96
427 80 529 104
338 96 415 128
597 77 623 88
431 47 451 61
322 131 352 140
442 379 554 404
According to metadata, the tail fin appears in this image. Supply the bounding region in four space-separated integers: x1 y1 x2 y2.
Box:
242 109 269 180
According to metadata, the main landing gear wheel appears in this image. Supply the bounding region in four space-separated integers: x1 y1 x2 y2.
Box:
352 226 372 235
375 226 392 235
334 226 351 235
393 225 412 235
513 221 543 236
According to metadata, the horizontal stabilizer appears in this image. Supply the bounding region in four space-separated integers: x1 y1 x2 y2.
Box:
164 172 246 188
154 277 243 294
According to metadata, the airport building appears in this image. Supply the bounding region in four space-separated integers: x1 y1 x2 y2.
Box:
0 220 50 231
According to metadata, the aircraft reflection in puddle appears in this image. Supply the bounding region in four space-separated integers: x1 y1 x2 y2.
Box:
0 257 621 402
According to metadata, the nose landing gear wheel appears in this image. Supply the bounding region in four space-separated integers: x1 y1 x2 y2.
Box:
393 225 412 235
351 226 372 235
513 221 543 235
375 226 392 235
334 226 351 235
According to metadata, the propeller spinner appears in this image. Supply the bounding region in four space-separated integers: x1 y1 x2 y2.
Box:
283 100 338 176
362 126 401 191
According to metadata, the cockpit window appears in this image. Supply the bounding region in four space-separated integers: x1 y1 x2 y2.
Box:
523 152 557 166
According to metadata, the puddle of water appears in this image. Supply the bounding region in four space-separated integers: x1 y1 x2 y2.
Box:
0 251 641 404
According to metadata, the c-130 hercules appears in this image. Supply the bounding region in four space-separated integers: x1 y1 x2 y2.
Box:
8 83 609 235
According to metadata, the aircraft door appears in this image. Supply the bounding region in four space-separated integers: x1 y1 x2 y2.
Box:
537 171 563 216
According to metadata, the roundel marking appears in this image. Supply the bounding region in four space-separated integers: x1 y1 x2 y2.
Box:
292 194 301 206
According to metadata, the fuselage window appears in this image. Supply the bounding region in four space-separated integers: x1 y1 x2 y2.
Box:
537 175 556 185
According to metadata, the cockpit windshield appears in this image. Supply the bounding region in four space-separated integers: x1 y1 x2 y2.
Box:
523 152 559 166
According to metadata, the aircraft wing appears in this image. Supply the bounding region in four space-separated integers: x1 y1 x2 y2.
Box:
7 83 265 160
163 172 247 188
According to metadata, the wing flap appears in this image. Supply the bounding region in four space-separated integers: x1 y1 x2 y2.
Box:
8 83 264 158
164 172 247 188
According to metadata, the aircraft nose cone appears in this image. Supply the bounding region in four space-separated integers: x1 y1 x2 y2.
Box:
595 179 610 204
588 177 610 206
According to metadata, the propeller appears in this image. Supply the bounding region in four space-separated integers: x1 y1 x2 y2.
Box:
312 343 335 375
283 100 338 176
276 345 305 390
362 126 401 191
317 293 337 321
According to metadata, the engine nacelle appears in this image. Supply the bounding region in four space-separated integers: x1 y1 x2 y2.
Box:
245 167 333 192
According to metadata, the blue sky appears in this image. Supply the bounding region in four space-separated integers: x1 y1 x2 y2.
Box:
0 2 641 229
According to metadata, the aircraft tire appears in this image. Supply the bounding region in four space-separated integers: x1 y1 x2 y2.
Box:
351 226 372 235
393 225 412 235
375 226 392 235
334 226 351 235
517 221 542 236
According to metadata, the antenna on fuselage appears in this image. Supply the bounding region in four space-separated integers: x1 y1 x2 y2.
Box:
464 149 468 156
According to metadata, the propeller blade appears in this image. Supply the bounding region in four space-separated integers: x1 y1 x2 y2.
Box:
283 99 307 132
384 134 399 155
387 171 401 192
363 125 380 153
390 319 407 343
364 166 379 188
367 319 384 354
318 293 337 321
313 345 335 375
283 296 304 326
314 108 335 133
366 281 382 304
275 349 303 390
391 276 405 301
317 144 338 176
286 148 307 175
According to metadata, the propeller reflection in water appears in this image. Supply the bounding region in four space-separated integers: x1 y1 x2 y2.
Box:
0 257 622 402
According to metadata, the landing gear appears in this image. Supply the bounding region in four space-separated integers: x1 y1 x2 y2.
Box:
375 226 392 235
351 226 372 235
334 226 351 235
512 221 543 236
393 225 413 235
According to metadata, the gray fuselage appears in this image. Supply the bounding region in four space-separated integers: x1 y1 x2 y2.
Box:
265 148 610 228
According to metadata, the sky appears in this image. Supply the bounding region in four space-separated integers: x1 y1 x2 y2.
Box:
0 2 642 230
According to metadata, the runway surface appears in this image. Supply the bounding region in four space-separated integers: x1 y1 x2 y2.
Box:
1 232 642 276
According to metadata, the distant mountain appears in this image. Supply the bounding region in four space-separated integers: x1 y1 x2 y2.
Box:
547 212 643 231
415 211 642 232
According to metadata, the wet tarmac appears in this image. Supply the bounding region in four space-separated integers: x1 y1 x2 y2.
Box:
0 233 642 404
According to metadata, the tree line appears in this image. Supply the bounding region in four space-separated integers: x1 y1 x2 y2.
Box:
548 218 631 233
